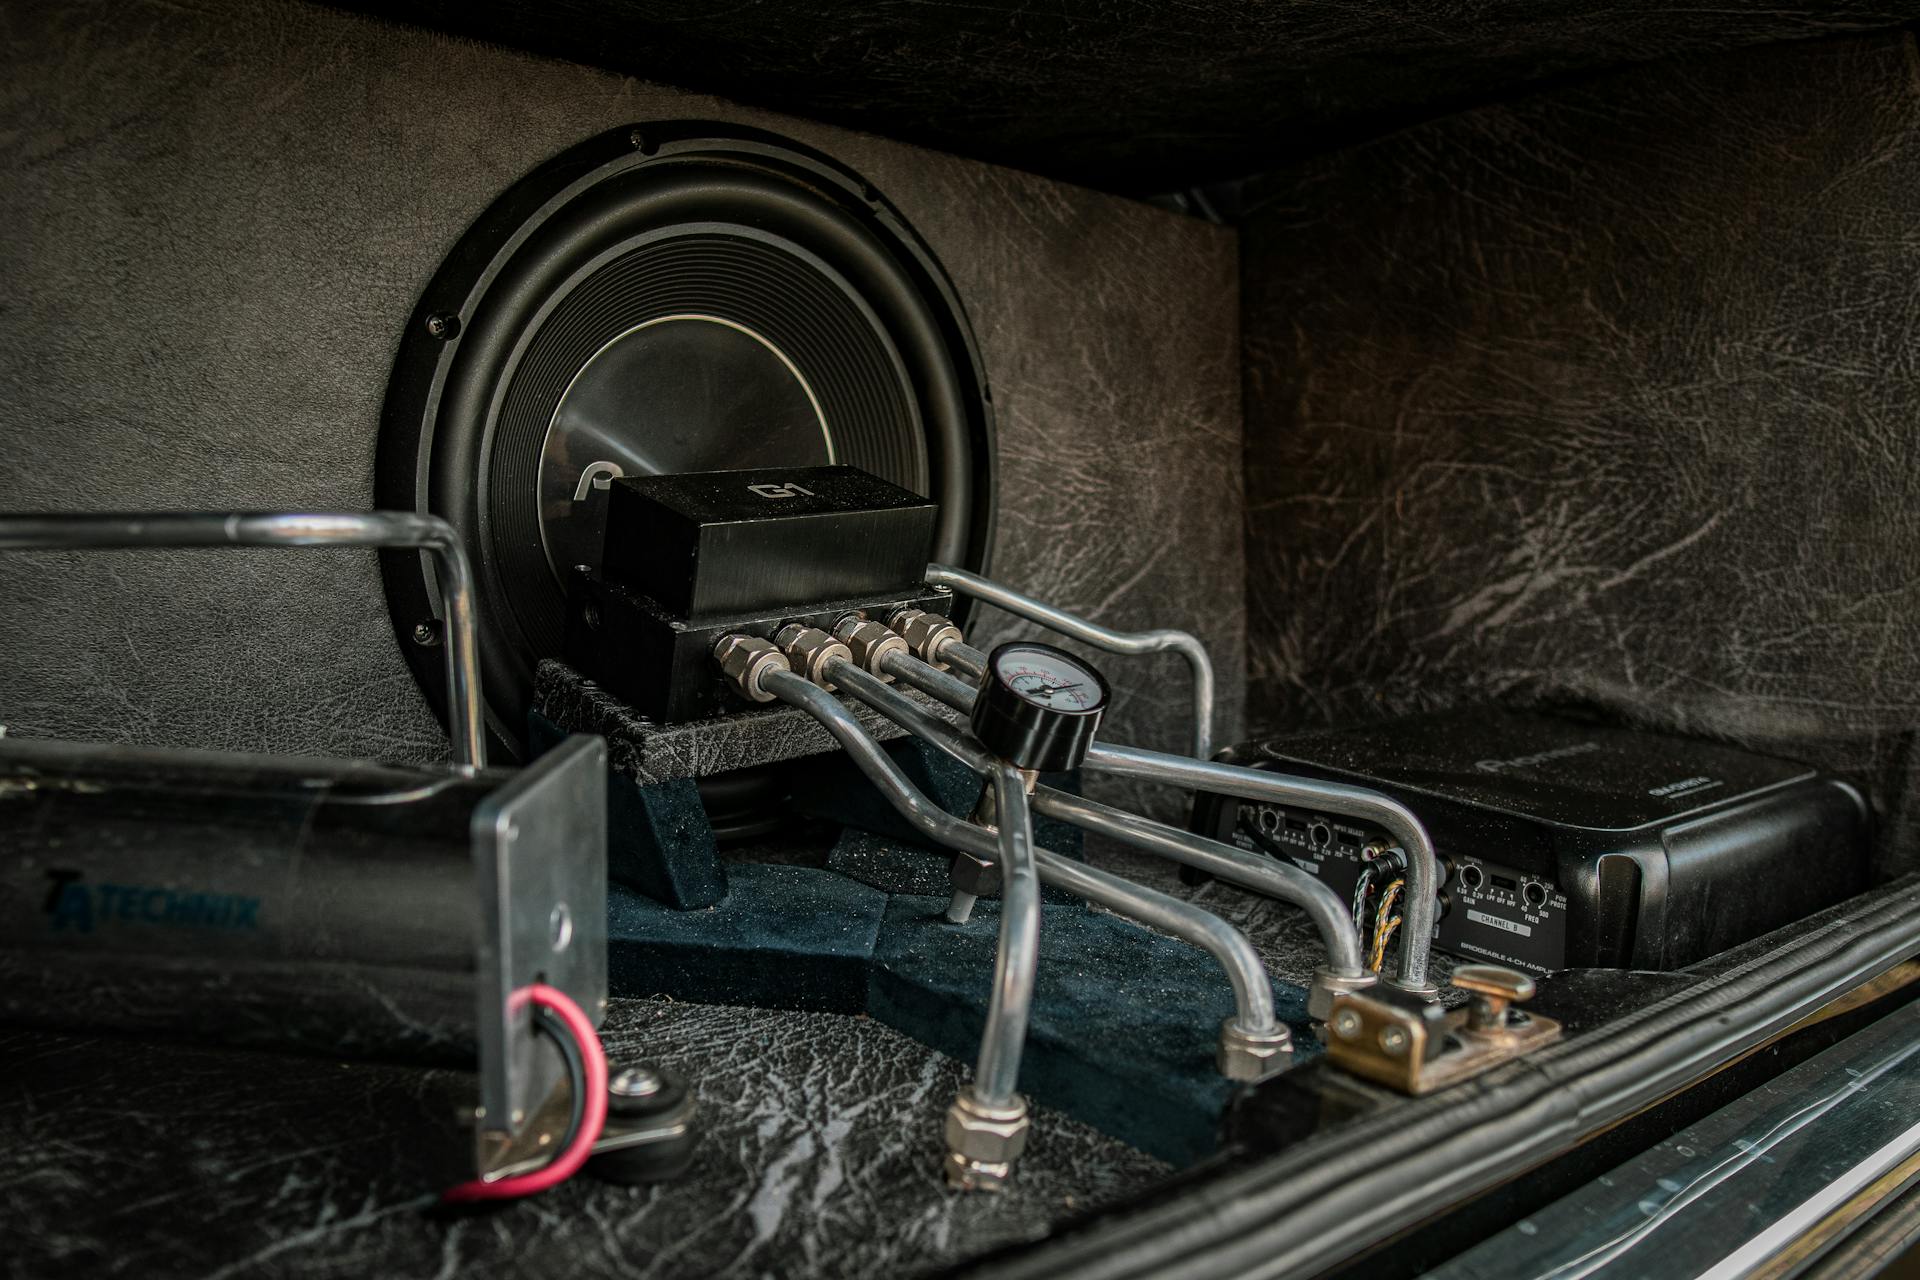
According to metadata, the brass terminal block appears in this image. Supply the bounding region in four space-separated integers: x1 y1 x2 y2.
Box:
1326 962 1560 1095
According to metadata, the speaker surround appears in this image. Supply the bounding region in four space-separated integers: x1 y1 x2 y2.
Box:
378 124 995 752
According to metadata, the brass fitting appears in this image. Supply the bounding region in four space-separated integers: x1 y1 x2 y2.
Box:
1307 966 1380 1022
712 634 788 703
943 1088 1029 1191
831 615 910 679
772 624 852 690
888 607 963 670
1216 1018 1294 1082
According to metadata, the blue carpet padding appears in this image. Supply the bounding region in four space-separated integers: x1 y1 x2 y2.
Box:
531 711 727 909
607 864 887 1013
791 735 981 843
613 774 728 909
868 894 1315 1165
798 738 1086 908
827 828 954 897
604 854 1317 1164
549 698 1317 1163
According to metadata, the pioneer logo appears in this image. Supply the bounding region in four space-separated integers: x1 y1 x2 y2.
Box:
1476 741 1601 774
42 869 261 935
747 481 817 500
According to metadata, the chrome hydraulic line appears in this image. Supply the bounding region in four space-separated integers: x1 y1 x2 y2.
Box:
922 563 1216 760
0 511 485 770
1031 788 1368 982
878 645 979 709
972 762 1041 1110
1082 743 1442 994
943 639 988 680
759 658 1288 1186
765 664 1283 1057
859 644 1440 994
833 659 1370 1011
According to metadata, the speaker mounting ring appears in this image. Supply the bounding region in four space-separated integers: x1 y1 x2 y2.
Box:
377 123 995 757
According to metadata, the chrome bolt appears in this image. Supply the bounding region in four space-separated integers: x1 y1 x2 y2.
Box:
610 1066 664 1099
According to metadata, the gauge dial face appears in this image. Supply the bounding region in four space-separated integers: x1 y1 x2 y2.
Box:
992 644 1106 713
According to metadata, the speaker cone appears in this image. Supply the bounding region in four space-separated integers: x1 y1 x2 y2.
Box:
379 124 994 755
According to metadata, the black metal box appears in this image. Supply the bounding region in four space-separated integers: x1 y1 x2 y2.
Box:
565 571 953 722
1192 710 1871 973
601 466 939 620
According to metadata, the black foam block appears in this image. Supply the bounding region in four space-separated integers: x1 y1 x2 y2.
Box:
530 708 727 908
607 865 887 1013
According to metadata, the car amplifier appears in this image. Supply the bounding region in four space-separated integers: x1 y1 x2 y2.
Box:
1190 709 1870 974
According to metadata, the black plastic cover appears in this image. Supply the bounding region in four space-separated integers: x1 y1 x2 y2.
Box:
601 465 938 621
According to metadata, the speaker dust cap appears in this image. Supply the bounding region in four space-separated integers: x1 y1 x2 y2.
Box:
378 124 994 753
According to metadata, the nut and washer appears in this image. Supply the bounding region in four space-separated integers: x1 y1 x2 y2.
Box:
889 608 964 670
943 1088 1029 1191
832 615 910 679
773 624 853 689
713 634 789 703
1217 1018 1294 1082
1307 966 1380 1022
1451 963 1535 1033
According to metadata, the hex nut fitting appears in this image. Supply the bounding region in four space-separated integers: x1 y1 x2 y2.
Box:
773 624 853 690
944 1088 1029 1190
832 615 910 679
713 634 789 703
1307 966 1380 1022
949 850 1000 898
1217 1018 1294 1082
889 608 963 670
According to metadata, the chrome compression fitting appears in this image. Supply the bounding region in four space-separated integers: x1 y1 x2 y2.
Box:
713 634 790 703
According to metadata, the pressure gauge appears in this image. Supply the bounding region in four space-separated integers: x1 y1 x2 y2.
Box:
970 642 1110 772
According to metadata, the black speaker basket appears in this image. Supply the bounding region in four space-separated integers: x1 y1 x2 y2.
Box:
378 123 995 759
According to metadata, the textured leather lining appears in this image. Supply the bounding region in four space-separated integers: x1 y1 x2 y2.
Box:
1242 30 1920 875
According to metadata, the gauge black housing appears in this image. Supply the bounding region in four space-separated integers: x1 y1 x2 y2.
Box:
969 641 1110 772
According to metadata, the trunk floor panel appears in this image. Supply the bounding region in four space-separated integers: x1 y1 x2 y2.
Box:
0 998 1168 1278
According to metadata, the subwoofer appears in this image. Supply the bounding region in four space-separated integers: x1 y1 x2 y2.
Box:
377 124 994 753
0 0 1240 773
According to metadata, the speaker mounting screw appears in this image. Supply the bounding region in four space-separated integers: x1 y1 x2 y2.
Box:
628 128 656 155
424 312 461 340
412 619 442 647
